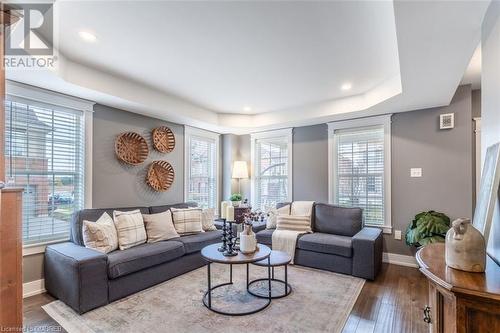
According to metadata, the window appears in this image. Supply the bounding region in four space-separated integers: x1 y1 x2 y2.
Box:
5 97 88 245
251 129 293 211
328 115 391 231
185 127 219 210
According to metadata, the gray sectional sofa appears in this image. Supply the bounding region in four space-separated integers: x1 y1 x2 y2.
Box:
44 203 222 314
256 202 383 280
45 201 382 314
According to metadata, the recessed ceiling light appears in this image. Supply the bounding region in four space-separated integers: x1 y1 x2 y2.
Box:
78 31 97 43
243 106 252 112
341 83 352 91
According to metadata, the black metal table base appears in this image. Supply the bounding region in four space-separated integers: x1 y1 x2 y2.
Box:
203 260 272 316
247 278 292 299
247 265 292 299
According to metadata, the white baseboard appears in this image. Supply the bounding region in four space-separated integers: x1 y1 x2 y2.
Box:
383 252 419 268
23 279 45 298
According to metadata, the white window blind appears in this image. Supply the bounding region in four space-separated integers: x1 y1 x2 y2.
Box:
185 129 218 209
252 133 291 211
333 125 385 225
5 98 85 245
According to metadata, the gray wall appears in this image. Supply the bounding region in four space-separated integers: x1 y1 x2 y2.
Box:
92 104 185 207
292 124 329 202
388 85 473 255
221 134 251 202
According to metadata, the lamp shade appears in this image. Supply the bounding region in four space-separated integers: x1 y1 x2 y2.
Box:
232 160 249 179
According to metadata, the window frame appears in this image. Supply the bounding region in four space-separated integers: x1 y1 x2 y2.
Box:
6 81 94 251
250 128 293 210
327 115 392 233
184 126 220 213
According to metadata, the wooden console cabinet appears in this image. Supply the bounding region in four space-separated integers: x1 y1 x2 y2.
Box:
416 243 500 333
0 188 23 329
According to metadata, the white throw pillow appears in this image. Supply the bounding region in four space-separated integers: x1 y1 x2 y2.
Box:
276 215 312 233
143 211 180 243
170 207 204 235
266 204 290 229
113 209 147 250
82 212 118 253
201 208 217 231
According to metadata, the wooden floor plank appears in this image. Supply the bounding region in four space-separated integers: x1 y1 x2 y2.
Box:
24 263 428 333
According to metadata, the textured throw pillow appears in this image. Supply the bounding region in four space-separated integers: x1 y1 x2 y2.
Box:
201 208 217 231
113 209 147 250
266 204 290 229
170 207 204 235
82 212 118 254
276 215 312 233
143 211 180 243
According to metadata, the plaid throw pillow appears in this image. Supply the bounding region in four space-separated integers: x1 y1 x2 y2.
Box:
113 209 147 250
170 207 204 235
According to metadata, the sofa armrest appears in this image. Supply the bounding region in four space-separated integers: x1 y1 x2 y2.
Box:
351 227 383 280
44 242 109 314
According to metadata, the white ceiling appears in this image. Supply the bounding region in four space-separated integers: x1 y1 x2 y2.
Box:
6 0 490 134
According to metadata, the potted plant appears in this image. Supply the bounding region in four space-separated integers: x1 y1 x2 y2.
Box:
229 193 242 207
405 211 451 247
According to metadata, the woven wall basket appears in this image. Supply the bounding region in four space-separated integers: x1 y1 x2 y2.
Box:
115 132 149 165
152 126 176 153
146 160 175 191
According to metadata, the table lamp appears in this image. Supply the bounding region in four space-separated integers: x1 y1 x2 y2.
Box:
232 160 249 194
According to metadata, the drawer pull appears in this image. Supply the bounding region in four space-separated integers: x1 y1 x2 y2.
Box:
423 306 432 324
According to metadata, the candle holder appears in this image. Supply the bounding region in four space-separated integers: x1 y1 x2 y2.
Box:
223 220 238 256
218 218 227 252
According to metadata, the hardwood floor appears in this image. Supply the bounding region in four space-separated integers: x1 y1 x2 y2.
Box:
23 263 428 333
342 264 428 333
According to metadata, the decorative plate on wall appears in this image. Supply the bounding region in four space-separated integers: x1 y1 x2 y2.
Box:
115 132 149 165
146 160 175 191
152 126 176 153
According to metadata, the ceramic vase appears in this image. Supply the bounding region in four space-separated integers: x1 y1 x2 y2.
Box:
445 218 486 272
239 224 256 254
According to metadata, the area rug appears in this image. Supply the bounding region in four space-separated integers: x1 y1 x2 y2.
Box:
43 264 364 333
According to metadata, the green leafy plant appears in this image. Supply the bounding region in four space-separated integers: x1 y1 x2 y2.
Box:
405 211 451 247
229 193 242 201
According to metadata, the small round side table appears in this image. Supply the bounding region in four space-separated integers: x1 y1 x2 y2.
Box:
247 250 292 299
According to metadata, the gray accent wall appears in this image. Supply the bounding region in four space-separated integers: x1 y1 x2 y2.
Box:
388 85 473 255
221 134 251 202
92 104 185 207
292 124 329 202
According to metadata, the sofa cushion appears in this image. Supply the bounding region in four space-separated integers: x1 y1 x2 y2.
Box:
252 220 267 233
297 233 352 257
175 230 222 254
107 241 185 279
314 203 362 237
256 229 274 246
149 202 197 214
71 207 150 246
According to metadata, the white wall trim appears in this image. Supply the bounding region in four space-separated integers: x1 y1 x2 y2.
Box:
327 114 392 230
7 80 95 112
184 126 221 213
382 252 419 268
250 128 293 208
84 110 93 208
23 279 46 298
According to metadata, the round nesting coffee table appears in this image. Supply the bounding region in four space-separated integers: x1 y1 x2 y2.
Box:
248 250 292 299
201 243 272 316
